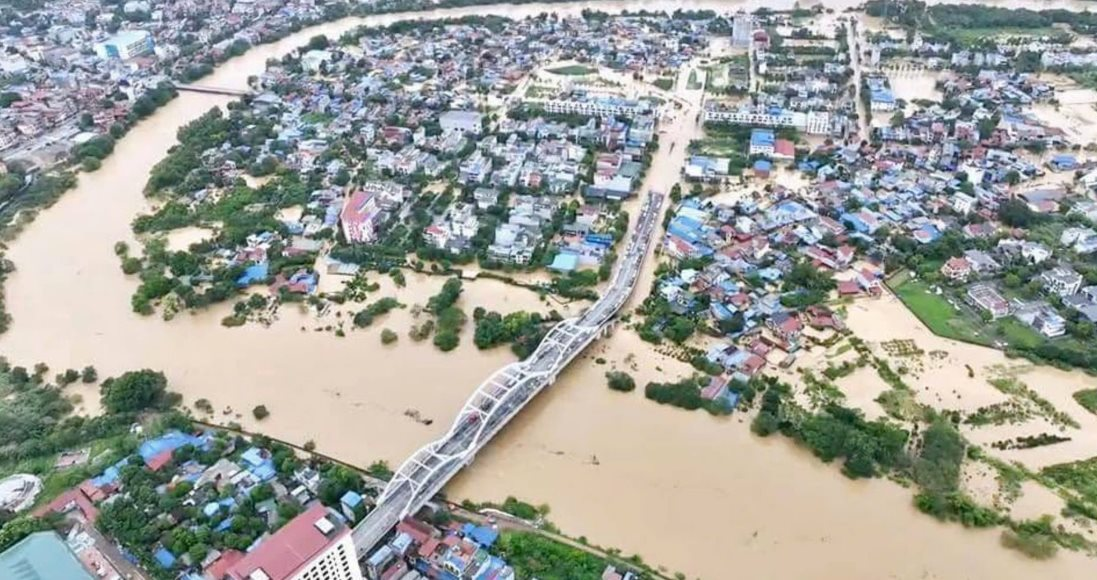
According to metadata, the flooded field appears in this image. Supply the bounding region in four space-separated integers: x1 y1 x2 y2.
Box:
449 325 1097 580
844 295 1097 471
1034 75 1097 146
4 1 1097 578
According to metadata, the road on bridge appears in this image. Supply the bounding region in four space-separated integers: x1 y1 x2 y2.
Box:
352 86 702 557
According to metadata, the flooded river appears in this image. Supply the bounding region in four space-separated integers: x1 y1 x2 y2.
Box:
4 1 1097 578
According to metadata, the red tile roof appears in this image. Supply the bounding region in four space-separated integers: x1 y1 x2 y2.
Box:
774 139 795 158
226 503 348 580
418 537 441 559
742 354 766 375
381 561 409 580
204 549 246 580
396 517 433 545
34 485 100 524
147 449 174 471
837 280 861 295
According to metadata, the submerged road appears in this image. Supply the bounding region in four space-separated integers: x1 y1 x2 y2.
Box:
351 187 666 555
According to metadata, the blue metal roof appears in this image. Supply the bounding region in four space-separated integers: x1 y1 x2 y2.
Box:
153 547 176 569
461 523 500 547
549 252 580 272
91 457 130 488
236 262 270 287
341 490 364 507
750 128 775 147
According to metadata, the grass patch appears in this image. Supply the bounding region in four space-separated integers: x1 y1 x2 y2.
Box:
890 274 1059 352
989 377 1078 430
1067 70 1097 91
524 85 554 99
889 276 991 346
1073 388 1097 416
693 138 745 157
1043 457 1097 506
652 77 674 91
1001 524 1059 560
876 387 925 422
687 69 703 90
547 64 596 76
940 27 1058 46
997 318 1045 350
301 111 333 125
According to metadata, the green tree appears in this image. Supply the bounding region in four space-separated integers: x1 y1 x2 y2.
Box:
664 316 696 344
605 371 636 392
0 92 22 108
0 516 50 553
100 370 174 413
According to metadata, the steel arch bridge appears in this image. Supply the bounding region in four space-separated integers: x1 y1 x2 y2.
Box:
377 318 596 516
352 190 665 556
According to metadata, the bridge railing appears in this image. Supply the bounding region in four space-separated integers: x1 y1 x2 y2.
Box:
354 191 664 552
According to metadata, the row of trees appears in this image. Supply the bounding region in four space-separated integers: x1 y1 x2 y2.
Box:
353 297 402 328
472 308 549 359
751 377 910 479
428 278 466 352
644 375 730 416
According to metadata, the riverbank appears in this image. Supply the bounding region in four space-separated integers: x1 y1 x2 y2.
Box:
4 2 1097 579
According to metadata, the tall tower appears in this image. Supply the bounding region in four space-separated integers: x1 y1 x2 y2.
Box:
732 13 753 48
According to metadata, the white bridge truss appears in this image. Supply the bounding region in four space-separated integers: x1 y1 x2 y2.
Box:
376 318 597 517
353 190 665 555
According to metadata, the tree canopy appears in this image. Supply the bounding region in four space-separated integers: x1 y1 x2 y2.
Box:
100 369 177 414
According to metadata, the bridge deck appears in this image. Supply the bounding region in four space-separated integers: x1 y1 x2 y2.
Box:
172 83 253 97
351 190 665 559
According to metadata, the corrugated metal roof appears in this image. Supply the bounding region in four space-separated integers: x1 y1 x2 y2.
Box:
0 532 94 580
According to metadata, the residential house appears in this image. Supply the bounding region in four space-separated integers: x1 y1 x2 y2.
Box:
1041 267 1083 297
1012 300 1067 338
749 128 776 156
963 249 1000 275
940 256 972 282
966 284 1009 319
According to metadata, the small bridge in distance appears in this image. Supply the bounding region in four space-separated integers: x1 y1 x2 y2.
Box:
172 83 253 97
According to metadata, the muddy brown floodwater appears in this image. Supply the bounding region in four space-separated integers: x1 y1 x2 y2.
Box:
3 1 1097 578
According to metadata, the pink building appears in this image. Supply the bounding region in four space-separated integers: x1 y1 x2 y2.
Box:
341 190 385 244
340 183 406 244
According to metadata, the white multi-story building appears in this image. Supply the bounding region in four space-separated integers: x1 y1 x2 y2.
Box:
537 97 651 119
439 110 484 134
1042 267 1083 297
226 503 363 580
703 107 831 135
93 30 154 60
952 192 977 215
340 181 406 244
731 14 753 47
